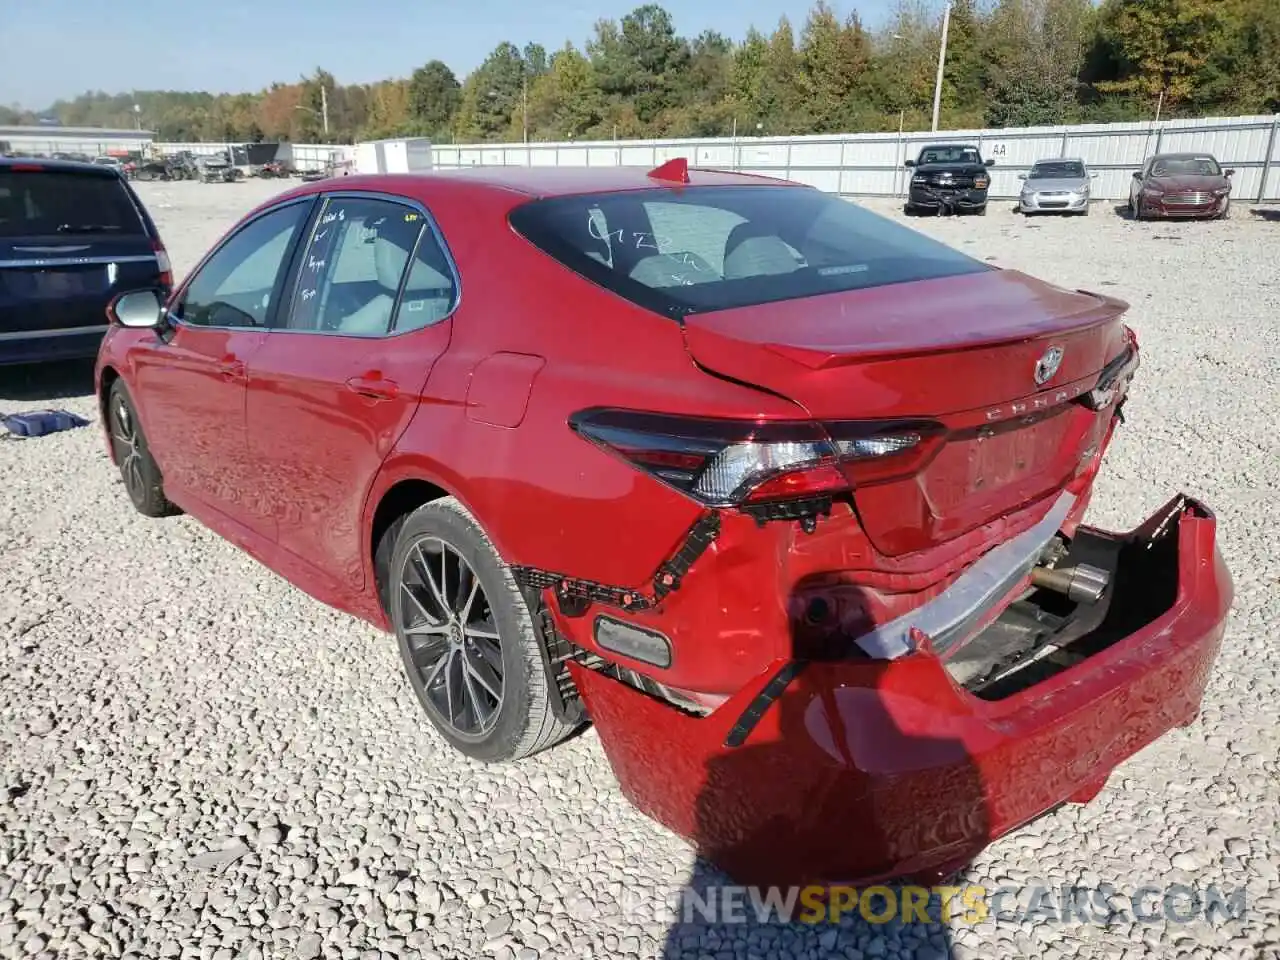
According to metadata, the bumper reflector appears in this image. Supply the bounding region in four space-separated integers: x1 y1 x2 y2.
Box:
594 616 673 669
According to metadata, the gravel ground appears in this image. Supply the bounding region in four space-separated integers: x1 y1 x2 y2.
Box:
2 179 1278 960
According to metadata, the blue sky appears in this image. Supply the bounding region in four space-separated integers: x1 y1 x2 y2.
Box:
1 0 901 109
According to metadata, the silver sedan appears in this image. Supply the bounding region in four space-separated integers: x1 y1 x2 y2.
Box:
1018 158 1096 215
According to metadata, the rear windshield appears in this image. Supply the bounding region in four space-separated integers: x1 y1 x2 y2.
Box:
1030 161 1086 179
0 169 146 237
509 185 989 317
918 146 981 164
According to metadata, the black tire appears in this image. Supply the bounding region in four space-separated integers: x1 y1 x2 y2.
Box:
107 379 178 518
389 497 578 763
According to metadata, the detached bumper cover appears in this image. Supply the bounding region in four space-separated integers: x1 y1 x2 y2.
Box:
573 496 1232 886
908 186 988 210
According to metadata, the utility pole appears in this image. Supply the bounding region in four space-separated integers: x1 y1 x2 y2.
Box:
931 2 951 133
320 83 330 137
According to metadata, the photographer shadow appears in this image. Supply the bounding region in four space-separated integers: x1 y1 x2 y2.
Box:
638 577 994 957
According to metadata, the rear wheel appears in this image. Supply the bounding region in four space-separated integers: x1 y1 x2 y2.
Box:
107 380 178 518
389 498 578 762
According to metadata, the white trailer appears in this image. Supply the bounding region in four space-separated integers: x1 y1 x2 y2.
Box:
353 138 433 175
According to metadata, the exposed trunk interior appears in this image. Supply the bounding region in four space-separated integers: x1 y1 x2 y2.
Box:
945 500 1188 699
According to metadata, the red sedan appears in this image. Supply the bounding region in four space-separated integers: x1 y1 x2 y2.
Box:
95 161 1231 887
1129 152 1234 220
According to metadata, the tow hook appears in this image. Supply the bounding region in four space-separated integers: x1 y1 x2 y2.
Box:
1030 563 1111 603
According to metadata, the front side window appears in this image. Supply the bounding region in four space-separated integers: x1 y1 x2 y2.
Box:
284 196 425 335
177 201 310 328
510 185 989 318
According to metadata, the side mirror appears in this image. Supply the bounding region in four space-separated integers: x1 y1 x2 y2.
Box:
904 159 916 168
1225 169 1235 177
1017 173 1027 180
109 289 165 329
985 158 996 167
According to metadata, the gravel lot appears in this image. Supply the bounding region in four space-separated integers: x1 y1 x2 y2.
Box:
2 179 1279 960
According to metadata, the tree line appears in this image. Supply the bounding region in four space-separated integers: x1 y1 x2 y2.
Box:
4 0 1277 145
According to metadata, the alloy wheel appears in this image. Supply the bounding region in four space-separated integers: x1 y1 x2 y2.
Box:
110 397 147 506
398 536 505 740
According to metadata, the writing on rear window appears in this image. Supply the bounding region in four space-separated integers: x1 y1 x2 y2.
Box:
510 185 988 317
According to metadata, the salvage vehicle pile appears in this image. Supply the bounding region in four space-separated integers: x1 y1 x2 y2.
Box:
1 176 1277 960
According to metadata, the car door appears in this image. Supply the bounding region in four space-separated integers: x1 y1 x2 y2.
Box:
245 191 459 592
129 197 314 536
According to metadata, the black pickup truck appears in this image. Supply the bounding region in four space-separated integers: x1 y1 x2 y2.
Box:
904 143 995 215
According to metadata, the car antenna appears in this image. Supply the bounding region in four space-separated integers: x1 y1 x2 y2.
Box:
647 157 690 184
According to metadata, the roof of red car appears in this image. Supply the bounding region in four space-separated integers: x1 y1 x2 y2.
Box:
398 164 800 197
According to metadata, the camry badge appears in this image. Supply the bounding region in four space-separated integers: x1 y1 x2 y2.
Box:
1035 346 1064 385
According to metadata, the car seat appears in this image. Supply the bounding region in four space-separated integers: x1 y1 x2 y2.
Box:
333 231 409 335
722 221 802 279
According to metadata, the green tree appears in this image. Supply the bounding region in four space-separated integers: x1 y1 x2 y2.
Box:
453 42 527 141
1092 0 1228 111
984 0 1094 127
407 60 461 136
799 3 873 133
589 5 691 126
524 44 605 140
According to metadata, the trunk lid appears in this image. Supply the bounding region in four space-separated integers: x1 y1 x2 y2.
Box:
682 268 1130 556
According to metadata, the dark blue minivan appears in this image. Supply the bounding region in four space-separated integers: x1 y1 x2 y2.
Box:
0 157 172 365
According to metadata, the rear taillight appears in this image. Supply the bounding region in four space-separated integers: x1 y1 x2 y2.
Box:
152 240 173 289
569 409 937 508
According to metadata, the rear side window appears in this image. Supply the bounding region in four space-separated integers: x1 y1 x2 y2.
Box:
509 185 988 317
0 170 145 237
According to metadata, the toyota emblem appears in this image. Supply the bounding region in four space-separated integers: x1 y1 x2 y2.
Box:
1034 346 1064 385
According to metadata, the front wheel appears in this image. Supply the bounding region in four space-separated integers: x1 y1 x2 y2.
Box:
389 498 579 762
107 380 178 518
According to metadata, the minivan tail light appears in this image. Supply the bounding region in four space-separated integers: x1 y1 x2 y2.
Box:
569 409 939 508
152 240 173 289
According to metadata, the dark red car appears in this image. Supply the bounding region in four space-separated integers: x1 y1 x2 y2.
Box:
95 161 1232 887
1128 152 1234 220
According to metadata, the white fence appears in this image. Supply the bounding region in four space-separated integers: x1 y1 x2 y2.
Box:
431 113 1280 203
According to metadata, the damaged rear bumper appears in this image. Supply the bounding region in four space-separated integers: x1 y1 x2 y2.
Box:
571 495 1232 887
